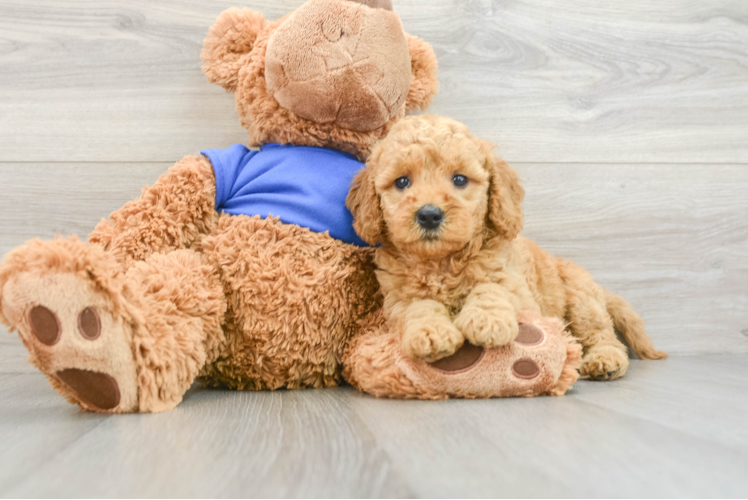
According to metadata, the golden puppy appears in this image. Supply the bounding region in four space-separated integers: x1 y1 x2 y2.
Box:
347 115 666 380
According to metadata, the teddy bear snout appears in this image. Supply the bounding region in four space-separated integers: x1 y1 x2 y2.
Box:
264 0 411 132
322 20 345 42
344 0 393 10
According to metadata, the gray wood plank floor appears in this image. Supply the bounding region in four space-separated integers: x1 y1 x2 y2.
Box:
1 356 747 498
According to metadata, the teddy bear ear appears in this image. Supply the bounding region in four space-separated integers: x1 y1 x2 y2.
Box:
404 34 439 111
201 8 267 92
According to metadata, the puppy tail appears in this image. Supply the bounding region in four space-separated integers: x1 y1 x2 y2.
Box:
605 290 667 360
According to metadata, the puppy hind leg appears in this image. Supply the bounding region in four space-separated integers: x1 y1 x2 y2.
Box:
559 262 628 381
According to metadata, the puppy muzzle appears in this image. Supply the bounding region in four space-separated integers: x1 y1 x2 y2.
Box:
416 204 445 231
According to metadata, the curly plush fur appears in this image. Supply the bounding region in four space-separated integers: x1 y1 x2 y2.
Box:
343 310 582 399
0 0 437 413
203 3 438 160
346 115 667 381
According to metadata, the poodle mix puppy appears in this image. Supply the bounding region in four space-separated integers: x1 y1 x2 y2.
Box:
347 115 667 380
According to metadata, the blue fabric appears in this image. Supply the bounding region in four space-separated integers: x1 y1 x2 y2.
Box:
201 143 368 247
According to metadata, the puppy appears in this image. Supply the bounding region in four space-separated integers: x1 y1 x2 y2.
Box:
347 115 666 380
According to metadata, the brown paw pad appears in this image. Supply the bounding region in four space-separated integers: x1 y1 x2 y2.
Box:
56 369 121 411
77 307 101 340
515 323 544 346
429 343 485 373
28 305 61 346
512 359 540 379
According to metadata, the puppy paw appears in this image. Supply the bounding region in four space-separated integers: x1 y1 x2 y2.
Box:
403 317 463 362
580 345 629 381
454 306 519 348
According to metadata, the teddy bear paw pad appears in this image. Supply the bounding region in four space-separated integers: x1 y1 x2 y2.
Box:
511 359 541 379
2 272 138 412
515 322 544 346
428 343 485 373
56 369 121 410
28 305 62 345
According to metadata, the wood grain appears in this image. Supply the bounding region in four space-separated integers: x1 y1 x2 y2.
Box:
573 353 748 451
3 356 748 497
0 374 107 493
517 163 748 357
0 0 746 163
0 380 409 498
348 388 748 497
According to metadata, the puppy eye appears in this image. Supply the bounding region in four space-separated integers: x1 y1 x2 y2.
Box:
453 174 468 188
394 176 411 190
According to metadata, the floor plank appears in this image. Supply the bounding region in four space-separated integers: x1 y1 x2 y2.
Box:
347 388 748 498
573 354 748 451
0 0 746 163
0 374 111 494
2 356 748 498
1 384 409 498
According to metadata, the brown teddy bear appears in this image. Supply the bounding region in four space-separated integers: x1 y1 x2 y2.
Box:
0 0 439 413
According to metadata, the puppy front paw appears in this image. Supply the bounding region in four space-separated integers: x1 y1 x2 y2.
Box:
403 318 464 362
454 306 519 348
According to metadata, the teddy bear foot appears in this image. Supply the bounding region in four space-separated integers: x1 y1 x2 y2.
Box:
343 312 582 399
0 239 139 413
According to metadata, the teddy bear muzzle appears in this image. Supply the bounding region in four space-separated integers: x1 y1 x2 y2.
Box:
345 0 393 10
264 0 411 132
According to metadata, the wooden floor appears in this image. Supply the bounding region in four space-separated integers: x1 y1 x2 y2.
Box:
1 356 747 498
1 0 747 497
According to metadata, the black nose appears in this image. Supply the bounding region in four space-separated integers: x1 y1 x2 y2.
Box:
416 205 445 230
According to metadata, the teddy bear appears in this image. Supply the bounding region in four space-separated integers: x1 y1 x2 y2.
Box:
0 0 439 413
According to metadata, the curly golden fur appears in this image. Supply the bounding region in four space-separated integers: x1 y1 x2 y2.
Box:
347 115 667 380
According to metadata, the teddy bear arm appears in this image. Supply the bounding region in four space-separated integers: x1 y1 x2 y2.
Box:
88 154 219 268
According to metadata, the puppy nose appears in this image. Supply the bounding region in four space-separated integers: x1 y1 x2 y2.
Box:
416 205 445 230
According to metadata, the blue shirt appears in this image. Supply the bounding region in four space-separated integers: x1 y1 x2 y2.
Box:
201 143 368 247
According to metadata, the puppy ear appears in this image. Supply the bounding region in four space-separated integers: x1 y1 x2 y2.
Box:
201 8 267 92
347 165 385 246
481 141 525 241
404 34 439 111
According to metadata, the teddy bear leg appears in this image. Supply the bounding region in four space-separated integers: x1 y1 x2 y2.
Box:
343 312 581 399
0 237 226 413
